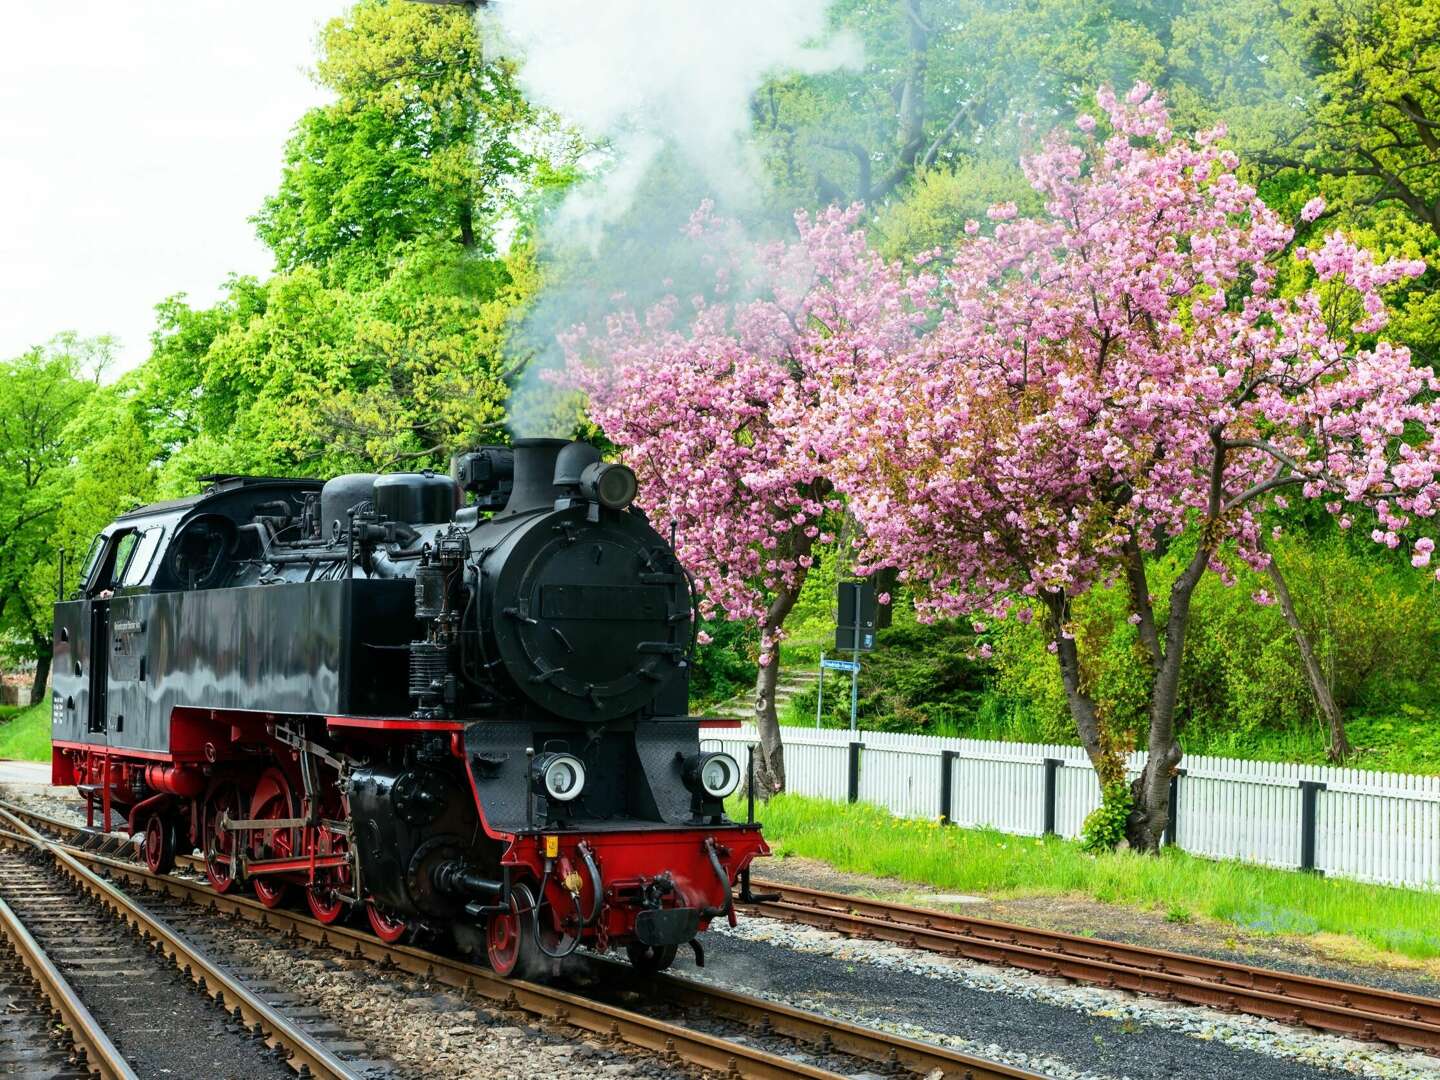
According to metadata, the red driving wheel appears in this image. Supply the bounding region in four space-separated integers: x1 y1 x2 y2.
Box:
249 768 296 909
202 781 245 894
143 812 175 875
486 882 537 978
305 829 350 925
366 901 408 944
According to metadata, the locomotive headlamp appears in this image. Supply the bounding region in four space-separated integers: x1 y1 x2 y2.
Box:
579 461 638 511
683 751 742 800
532 752 586 802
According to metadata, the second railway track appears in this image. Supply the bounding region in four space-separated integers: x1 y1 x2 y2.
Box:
742 877 1440 1053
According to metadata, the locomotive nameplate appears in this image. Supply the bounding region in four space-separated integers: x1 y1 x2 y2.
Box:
540 584 667 621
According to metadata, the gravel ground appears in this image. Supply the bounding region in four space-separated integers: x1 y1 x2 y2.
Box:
110 870 702 1080
680 915 1440 1080
223 940 698 1080
0 946 91 1077
0 847 297 1080
0 785 89 829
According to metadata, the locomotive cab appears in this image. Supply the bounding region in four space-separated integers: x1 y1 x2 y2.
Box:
51 441 767 977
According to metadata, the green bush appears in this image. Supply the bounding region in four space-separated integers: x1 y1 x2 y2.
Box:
1080 782 1134 853
689 618 756 710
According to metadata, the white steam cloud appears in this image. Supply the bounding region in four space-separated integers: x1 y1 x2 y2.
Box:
487 1 860 436
491 1 861 250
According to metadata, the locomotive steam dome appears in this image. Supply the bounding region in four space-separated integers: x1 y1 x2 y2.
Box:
373 471 459 525
478 438 692 722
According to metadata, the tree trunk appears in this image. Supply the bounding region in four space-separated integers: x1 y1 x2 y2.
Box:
458 200 476 249
1125 541 1212 852
1128 722 1183 853
1261 542 1349 762
29 651 51 704
1042 591 1123 782
22 606 52 706
751 653 787 797
750 581 807 799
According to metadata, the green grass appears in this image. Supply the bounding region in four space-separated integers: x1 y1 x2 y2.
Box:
0 702 52 762
745 793 1440 962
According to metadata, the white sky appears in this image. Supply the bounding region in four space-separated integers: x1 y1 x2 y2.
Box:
0 2 344 374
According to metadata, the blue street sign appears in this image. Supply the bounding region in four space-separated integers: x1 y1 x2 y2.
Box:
821 658 859 673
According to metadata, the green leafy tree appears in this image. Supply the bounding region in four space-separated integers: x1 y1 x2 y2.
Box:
870 159 1038 259
0 336 153 699
142 242 533 494
254 0 548 279
1248 0 1440 240
133 0 560 495
756 0 1184 208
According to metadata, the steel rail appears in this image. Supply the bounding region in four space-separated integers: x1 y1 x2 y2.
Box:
0 808 363 1080
0 892 139 1080
0 812 1041 1080
745 878 1440 1052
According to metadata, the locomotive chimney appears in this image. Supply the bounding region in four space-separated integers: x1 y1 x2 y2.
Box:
500 437 568 516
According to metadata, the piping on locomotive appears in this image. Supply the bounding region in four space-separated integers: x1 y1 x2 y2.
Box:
50 437 770 975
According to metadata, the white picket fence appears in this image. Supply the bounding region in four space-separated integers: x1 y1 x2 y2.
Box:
700 724 1440 891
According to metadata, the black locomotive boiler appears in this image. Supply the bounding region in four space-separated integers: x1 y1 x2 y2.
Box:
51 438 768 974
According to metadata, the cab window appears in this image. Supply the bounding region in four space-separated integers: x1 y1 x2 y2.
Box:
77 534 107 593
120 526 164 587
110 533 140 585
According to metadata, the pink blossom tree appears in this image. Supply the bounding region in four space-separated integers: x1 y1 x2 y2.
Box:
831 85 1435 850
560 206 930 795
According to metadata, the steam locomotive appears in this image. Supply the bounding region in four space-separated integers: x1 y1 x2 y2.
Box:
50 437 768 975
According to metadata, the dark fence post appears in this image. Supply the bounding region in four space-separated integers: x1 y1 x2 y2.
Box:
1163 768 1185 848
847 741 862 804
1299 780 1326 873
939 750 957 824
1042 758 1061 836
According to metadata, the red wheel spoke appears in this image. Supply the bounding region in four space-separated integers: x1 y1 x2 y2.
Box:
367 902 407 944
306 828 349 925
203 782 243 895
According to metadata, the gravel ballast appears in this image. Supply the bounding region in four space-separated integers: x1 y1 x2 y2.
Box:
685 914 1440 1080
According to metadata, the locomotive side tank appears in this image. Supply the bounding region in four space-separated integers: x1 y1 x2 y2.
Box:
51 438 768 974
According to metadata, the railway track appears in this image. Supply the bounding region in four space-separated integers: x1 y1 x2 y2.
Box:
742 876 1440 1053
0 806 375 1080
0 799 1043 1080
0 881 130 1079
